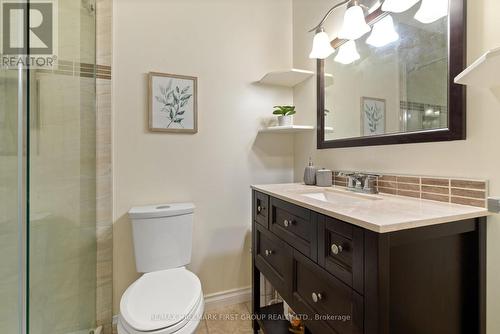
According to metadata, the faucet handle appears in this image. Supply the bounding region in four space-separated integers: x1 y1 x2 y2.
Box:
363 175 379 193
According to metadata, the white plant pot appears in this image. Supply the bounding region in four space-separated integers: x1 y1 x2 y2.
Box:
278 115 294 127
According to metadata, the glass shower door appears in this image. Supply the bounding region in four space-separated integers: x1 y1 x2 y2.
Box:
28 1 97 333
0 1 98 333
0 65 25 334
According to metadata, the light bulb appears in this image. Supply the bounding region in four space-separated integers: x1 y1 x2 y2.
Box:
366 15 399 47
338 5 371 40
415 0 448 24
382 0 420 13
334 40 360 65
309 30 335 59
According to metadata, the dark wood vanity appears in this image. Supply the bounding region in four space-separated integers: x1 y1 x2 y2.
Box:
251 190 486 334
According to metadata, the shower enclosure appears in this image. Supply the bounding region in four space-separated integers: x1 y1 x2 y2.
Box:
0 1 99 333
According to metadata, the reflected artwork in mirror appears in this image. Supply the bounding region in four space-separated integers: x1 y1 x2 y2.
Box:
317 0 466 149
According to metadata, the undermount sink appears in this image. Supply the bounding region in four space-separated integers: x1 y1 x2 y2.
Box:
300 188 382 204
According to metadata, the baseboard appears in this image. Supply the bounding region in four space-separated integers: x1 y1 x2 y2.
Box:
204 286 252 311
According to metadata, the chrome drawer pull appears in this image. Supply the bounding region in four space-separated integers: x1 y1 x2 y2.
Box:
312 292 322 303
331 244 343 255
265 249 274 256
284 219 294 227
257 205 262 213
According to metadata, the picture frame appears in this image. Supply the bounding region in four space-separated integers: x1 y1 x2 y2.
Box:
361 97 386 136
148 72 198 133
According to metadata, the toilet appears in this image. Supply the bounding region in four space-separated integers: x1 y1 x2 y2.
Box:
118 203 204 334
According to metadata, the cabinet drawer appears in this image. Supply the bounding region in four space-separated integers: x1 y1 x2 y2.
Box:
318 216 364 294
292 251 364 334
270 198 317 261
254 224 292 300
253 191 269 228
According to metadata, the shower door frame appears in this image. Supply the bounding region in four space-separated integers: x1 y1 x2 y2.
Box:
16 4 30 334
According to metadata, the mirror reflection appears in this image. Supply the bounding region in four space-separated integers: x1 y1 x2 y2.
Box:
324 5 448 141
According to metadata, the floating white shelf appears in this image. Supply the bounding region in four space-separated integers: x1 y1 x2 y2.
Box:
258 69 334 88
258 125 315 133
258 69 314 87
454 47 500 88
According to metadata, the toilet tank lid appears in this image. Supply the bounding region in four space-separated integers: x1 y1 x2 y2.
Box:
128 203 195 219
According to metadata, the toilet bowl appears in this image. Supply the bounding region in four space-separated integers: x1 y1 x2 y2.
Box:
118 203 204 334
118 268 204 334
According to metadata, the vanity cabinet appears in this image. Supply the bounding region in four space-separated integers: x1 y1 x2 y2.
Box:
251 190 486 334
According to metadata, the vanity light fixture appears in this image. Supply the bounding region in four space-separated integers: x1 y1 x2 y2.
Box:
338 2 371 40
309 28 335 59
334 40 360 65
414 0 448 23
381 0 420 13
309 0 370 59
366 15 399 47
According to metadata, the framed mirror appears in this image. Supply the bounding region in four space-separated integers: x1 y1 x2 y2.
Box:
317 0 466 149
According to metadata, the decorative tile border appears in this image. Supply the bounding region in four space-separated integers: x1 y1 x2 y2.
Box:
400 100 448 113
333 172 488 208
35 61 112 80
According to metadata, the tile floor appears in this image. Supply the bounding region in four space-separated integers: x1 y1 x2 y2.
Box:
196 302 255 334
113 301 257 334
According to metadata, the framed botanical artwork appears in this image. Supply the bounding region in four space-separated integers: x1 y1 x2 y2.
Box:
361 97 386 136
148 72 198 133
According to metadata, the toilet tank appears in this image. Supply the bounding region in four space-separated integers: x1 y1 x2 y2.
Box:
128 203 195 273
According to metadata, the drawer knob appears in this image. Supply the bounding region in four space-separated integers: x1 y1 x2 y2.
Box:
312 292 322 303
283 219 291 227
265 249 273 256
331 244 343 255
257 205 262 213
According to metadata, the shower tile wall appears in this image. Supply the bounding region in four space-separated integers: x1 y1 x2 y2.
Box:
96 0 113 333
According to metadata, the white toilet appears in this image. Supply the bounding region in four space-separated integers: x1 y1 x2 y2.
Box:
118 203 204 334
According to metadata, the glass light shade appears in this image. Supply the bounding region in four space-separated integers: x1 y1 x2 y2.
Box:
366 15 399 47
414 0 448 24
334 40 360 65
309 30 335 59
381 0 420 13
338 5 371 40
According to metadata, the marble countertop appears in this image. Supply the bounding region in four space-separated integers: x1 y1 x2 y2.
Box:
251 183 489 233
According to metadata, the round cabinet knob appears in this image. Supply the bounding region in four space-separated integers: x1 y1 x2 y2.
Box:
257 206 262 213
265 250 273 257
283 220 290 227
331 244 343 255
312 292 322 303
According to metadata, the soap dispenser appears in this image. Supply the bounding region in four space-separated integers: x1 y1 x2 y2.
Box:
303 158 317 185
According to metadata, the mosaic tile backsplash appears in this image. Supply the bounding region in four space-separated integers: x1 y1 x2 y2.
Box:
333 172 488 208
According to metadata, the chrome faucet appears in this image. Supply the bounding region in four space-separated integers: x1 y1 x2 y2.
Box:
338 172 380 194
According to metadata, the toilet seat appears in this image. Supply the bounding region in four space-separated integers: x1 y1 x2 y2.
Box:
119 268 204 334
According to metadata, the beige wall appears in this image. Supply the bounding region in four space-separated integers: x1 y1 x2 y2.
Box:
292 0 500 332
112 0 294 313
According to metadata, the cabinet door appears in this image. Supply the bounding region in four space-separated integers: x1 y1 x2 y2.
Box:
253 191 269 228
291 250 364 334
270 197 317 261
318 216 364 294
254 224 293 300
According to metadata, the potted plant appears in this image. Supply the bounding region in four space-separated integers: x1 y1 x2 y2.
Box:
273 105 296 126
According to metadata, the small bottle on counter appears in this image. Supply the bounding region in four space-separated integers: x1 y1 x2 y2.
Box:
303 158 317 185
